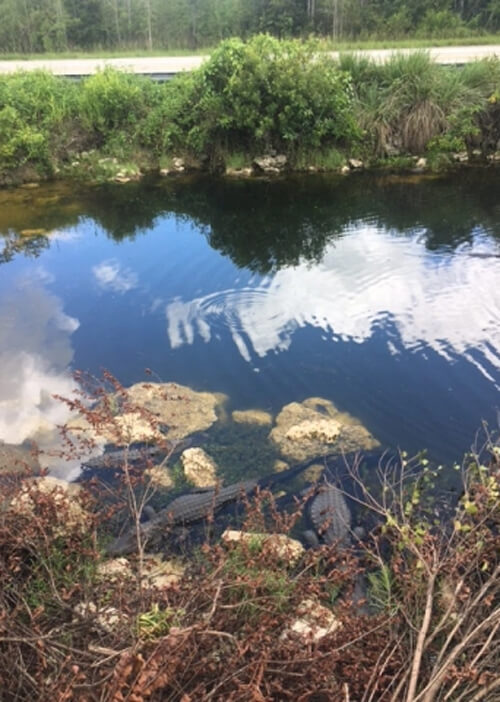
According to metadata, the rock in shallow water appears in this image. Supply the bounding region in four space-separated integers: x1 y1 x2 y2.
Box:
144 464 174 490
66 382 227 446
181 447 218 487
269 397 379 462
231 408 273 426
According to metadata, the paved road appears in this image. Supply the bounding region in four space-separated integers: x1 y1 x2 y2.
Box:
0 45 499 76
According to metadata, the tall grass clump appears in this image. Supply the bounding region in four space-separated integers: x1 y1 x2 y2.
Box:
342 52 484 156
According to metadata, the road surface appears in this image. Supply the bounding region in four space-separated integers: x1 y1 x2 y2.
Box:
0 45 499 76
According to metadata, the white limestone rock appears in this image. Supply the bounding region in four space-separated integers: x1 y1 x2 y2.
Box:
181 447 218 487
141 555 185 589
269 397 379 462
67 382 226 446
283 598 342 642
222 530 305 564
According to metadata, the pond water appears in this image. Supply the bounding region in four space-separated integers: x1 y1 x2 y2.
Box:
0 169 499 476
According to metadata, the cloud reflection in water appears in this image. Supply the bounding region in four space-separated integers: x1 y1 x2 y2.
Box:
0 275 81 477
166 227 500 386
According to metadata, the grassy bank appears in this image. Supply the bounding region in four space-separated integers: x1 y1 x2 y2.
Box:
1 35 500 186
0 422 498 700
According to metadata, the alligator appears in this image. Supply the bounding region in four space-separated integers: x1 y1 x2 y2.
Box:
82 437 194 473
308 482 352 546
83 445 164 470
106 457 319 556
106 449 392 557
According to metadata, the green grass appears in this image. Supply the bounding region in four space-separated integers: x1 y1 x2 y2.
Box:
322 34 500 51
1 35 500 61
0 47 215 60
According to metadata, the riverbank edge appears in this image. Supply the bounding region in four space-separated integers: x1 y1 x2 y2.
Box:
3 147 500 189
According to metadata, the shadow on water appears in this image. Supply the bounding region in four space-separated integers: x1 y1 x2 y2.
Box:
2 169 500 268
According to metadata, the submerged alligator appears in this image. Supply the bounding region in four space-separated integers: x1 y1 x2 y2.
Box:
106 452 364 556
308 483 352 546
107 456 326 556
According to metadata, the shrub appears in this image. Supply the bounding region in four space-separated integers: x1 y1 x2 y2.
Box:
148 35 360 168
0 71 77 172
79 68 158 137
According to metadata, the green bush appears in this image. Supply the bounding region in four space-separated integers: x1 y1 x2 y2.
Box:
416 10 469 39
147 35 360 167
0 70 76 127
0 105 47 168
79 68 158 137
0 71 77 172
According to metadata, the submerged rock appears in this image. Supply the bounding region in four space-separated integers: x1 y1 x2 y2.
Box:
273 459 289 473
231 409 273 426
225 167 253 178
285 418 341 444
125 382 226 440
269 397 379 462
301 463 324 483
181 447 218 487
67 382 226 446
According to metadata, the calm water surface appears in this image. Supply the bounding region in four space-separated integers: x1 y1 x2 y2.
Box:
1 170 499 468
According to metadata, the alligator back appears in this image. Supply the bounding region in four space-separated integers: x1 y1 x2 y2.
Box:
106 478 258 556
157 479 258 525
309 483 351 545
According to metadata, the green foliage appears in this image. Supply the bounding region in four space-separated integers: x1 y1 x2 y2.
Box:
136 603 183 639
342 52 489 155
222 542 296 619
79 68 156 136
416 10 469 38
156 36 360 166
0 0 498 54
25 535 97 612
0 106 46 167
1 48 500 180
0 71 77 171
367 564 396 613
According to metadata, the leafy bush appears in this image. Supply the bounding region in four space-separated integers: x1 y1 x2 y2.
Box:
146 35 360 168
416 9 469 38
0 70 77 172
79 68 158 137
0 106 47 168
